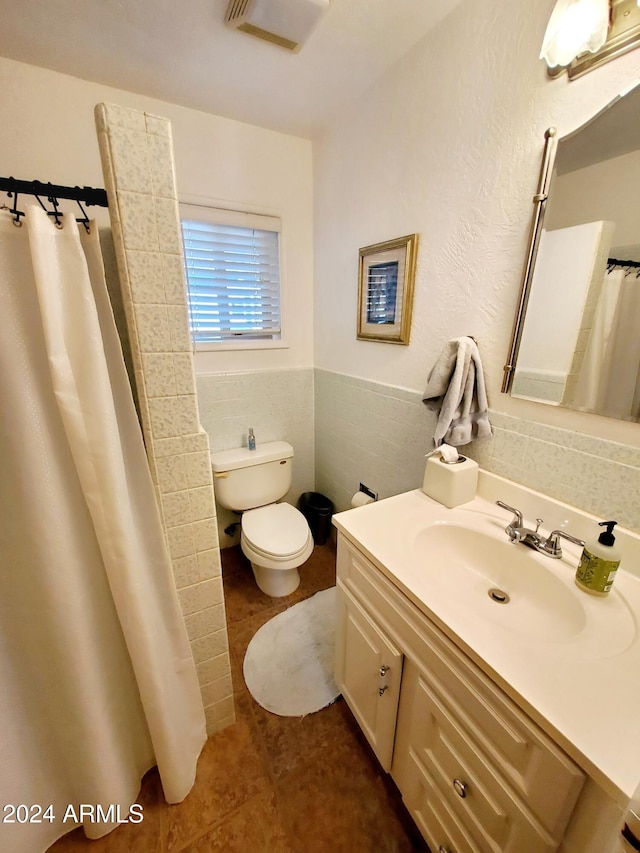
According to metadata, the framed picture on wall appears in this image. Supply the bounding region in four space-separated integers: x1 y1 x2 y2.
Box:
357 233 418 344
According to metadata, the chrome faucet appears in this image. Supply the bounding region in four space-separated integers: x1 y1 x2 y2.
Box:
496 501 543 547
496 501 584 559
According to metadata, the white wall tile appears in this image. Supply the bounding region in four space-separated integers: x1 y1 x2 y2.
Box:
314 369 640 533
189 486 216 521
101 103 145 131
144 113 170 137
178 577 223 616
197 548 222 581
143 353 177 398
147 133 177 198
162 489 191 527
167 523 195 560
108 127 152 194
191 629 229 665
173 353 195 395
117 191 158 251
184 450 213 489
193 517 218 552
161 253 188 305
154 197 182 253
172 554 201 589
127 251 165 304
168 305 192 353
196 652 231 686
135 304 171 353
184 604 226 640
156 453 189 493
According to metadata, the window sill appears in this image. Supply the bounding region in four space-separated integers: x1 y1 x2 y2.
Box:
194 339 290 353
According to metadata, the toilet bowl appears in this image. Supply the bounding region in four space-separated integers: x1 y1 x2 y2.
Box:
241 503 314 596
210 440 314 597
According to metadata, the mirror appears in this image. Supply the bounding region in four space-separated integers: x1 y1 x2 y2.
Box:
504 83 640 423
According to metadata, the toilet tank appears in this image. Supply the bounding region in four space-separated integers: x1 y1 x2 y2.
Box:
211 441 294 511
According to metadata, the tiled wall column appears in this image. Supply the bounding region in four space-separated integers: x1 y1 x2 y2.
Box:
95 102 234 734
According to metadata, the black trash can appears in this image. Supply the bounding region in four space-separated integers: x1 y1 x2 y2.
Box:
298 491 334 545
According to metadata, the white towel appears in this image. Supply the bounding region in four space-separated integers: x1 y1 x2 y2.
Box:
422 336 492 447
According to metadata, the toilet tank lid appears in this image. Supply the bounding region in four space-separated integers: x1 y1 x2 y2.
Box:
211 440 293 472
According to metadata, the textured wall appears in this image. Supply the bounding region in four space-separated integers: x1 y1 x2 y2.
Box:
313 0 640 451
313 0 640 535
95 102 234 735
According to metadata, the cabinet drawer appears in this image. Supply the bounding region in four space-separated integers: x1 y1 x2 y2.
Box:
337 536 584 837
393 661 558 853
402 752 485 853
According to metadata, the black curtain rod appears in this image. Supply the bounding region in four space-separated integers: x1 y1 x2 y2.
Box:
0 176 108 207
608 257 640 269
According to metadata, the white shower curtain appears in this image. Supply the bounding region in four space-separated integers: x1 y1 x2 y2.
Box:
572 268 640 420
0 206 206 852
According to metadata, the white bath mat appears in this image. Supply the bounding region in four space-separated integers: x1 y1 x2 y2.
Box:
243 587 340 716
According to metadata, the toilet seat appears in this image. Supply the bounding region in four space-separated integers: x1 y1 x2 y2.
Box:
241 502 312 559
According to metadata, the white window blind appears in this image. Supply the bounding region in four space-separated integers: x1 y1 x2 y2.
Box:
180 205 281 346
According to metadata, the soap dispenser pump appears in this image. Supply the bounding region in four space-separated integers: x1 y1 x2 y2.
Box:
575 520 621 596
248 428 256 451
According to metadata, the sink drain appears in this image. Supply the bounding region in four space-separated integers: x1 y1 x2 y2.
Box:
488 588 510 604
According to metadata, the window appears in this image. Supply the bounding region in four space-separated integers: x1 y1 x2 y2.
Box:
180 204 282 349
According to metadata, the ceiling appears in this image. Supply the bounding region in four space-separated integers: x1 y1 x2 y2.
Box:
0 0 463 138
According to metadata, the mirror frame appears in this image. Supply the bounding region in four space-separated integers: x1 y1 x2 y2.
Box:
501 127 558 393
503 85 640 397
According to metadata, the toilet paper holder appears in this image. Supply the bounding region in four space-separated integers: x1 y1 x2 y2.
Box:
351 483 378 508
359 483 378 501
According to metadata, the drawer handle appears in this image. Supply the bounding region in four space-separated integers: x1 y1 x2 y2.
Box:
453 778 468 798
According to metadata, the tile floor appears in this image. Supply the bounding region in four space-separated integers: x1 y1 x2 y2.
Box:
49 541 427 852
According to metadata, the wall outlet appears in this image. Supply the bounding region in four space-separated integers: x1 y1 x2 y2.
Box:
359 482 378 501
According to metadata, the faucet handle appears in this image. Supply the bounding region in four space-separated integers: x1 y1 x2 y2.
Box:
496 500 524 528
544 529 585 558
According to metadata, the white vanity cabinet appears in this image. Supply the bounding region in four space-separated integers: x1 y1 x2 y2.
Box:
335 533 586 853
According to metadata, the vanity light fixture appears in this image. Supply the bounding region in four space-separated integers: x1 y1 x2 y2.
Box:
541 0 640 78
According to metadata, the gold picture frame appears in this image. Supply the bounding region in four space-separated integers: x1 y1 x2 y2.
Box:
357 234 418 344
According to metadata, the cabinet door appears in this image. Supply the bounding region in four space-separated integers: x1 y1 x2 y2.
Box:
335 587 403 771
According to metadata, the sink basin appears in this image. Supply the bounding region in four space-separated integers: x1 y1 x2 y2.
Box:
414 522 636 656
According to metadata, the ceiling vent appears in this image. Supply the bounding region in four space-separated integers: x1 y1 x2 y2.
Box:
225 0 331 52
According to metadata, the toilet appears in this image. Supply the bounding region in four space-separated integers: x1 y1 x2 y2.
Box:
210 441 313 597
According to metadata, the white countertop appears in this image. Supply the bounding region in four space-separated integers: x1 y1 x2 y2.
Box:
332 471 640 806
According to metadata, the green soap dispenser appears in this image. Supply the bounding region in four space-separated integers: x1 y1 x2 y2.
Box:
575 520 621 596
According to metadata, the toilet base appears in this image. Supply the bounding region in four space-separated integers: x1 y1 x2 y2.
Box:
251 562 301 597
